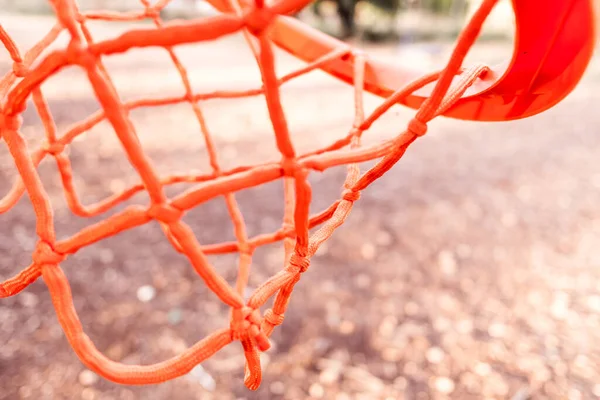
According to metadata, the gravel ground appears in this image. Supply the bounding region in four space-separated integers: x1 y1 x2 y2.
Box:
1 11 600 400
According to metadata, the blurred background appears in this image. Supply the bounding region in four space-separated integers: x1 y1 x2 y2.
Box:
1 1 600 399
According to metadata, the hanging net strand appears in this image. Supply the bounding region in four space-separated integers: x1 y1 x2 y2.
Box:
1 0 592 390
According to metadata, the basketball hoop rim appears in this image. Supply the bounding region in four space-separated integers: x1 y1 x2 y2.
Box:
206 0 596 122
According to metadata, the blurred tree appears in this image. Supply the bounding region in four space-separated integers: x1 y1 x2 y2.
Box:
311 0 470 42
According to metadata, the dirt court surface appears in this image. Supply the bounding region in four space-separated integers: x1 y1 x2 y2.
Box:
1 11 600 400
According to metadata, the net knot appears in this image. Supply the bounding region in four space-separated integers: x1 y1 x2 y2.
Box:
32 241 65 266
231 306 271 351
12 62 28 78
238 242 252 255
0 113 23 132
66 42 95 69
244 7 275 35
184 92 195 103
342 188 360 202
264 308 284 326
281 157 301 178
148 203 183 224
43 141 65 156
407 117 428 137
286 253 310 274
144 7 160 18
74 12 85 23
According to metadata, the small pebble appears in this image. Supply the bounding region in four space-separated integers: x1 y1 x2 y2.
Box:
321 280 336 293
109 179 126 194
587 295 600 313
501 212 517 227
456 319 474 334
291 366 307 380
18 292 39 308
360 243 376 260
393 377 408 390
433 376 455 394
18 386 32 398
511 387 532 400
81 388 97 400
25 315 41 333
485 373 509 396
98 248 114 264
136 285 156 302
78 369 99 386
345 367 385 392
460 372 480 393
456 243 472 258
438 250 457 276
260 352 271 369
168 308 183 325
327 313 340 329
403 361 419 377
339 320 355 335
474 362 492 377
425 347 445 364
573 354 589 369
313 338 331 355
189 365 216 391
309 383 325 398
320 367 340 385
375 230 393 246
550 291 570 320
378 315 397 337
119 389 135 400
381 362 397 378
568 388 582 400
404 302 419 316
270 381 285 395
381 347 402 362
354 273 371 289
433 317 451 332
488 322 506 338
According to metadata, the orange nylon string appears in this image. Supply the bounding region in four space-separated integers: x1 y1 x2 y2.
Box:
0 0 502 389
0 9 61 100
0 47 352 217
261 53 367 337
138 0 261 385
2 125 57 243
43 261 233 384
0 25 23 66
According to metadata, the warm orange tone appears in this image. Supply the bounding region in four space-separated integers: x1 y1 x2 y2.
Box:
0 0 595 391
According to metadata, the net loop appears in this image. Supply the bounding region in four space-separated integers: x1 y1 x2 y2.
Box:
231 306 271 351
32 240 66 266
407 117 428 137
342 188 360 202
281 157 301 178
144 7 160 19
147 203 184 224
238 242 253 255
43 140 65 156
264 308 284 326
66 41 95 69
12 62 28 78
286 253 310 274
244 7 275 35
0 112 23 132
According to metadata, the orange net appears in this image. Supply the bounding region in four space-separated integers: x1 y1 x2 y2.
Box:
1 0 499 390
